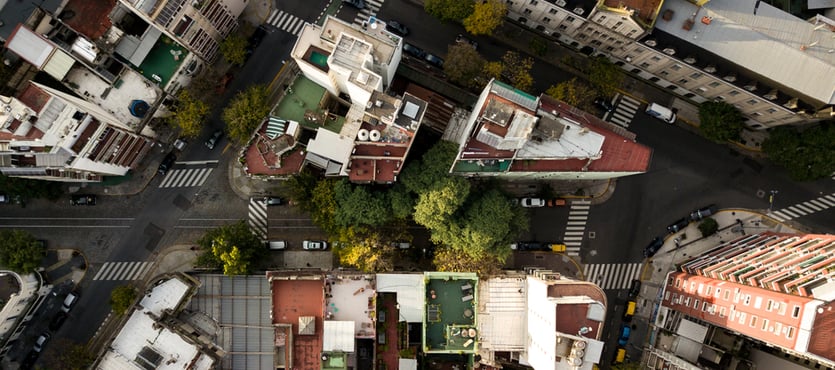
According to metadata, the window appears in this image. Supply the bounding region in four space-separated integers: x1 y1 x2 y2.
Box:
697 87 708 94
691 282 696 292
702 302 709 311
698 284 704 294
675 279 681 288
723 290 730 301
719 307 726 318
651 56 662 62
744 295 751 306
786 326 795 339
693 299 700 309
754 296 762 309
709 81 721 88
518 17 528 23
792 305 801 318
678 78 689 84
747 99 759 105
633 47 643 54
640 62 651 68
671 64 682 71
536 25 545 31
523 8 532 14
567 16 576 22
750 316 758 327
715 288 721 298
716 96 726 101
549 8 557 14
766 299 774 311
766 108 778 114
778 302 787 315
709 304 717 314
666 84 677 90
738 312 747 324
529 0 538 4
706 286 713 296
606 46 615 52
684 93 696 98
690 72 703 79
774 322 782 334
559 24 568 30
762 319 770 331
684 297 691 307
543 17 551 23
660 70 670 76
729 90 740 96
649 76 660 82
665 291 671 300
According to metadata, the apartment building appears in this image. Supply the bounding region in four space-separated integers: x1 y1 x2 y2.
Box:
506 0 835 129
445 79 651 180
0 82 154 182
652 232 835 369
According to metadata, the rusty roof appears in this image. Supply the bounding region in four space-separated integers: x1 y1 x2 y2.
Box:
61 0 116 40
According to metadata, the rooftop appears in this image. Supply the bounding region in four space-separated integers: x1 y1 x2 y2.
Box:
61 0 116 40
423 272 479 354
320 16 400 69
326 273 376 339
656 0 835 105
600 0 662 27
270 273 325 370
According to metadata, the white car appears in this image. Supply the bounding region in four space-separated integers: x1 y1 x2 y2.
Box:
302 240 328 250
520 198 545 208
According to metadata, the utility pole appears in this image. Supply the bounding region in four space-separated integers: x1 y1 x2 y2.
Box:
769 190 779 212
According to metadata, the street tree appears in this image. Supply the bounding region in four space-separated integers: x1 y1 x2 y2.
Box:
400 140 460 194
482 61 503 81
545 78 597 111
698 101 745 142
463 0 507 36
587 56 623 97
333 179 392 228
0 229 45 273
0 174 63 202
334 230 396 272
388 183 415 220
458 188 526 260
698 218 719 237
42 338 95 370
219 33 248 66
168 89 209 138
500 51 534 92
413 177 471 231
425 0 475 22
196 220 265 274
222 84 270 145
762 123 835 181
444 44 487 89
285 167 320 210
432 245 503 277
308 178 341 236
110 285 137 315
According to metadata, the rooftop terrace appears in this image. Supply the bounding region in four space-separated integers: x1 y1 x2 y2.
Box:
423 272 479 354
326 274 376 338
271 276 325 370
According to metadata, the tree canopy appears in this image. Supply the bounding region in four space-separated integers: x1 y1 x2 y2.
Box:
333 229 397 273
546 78 597 111
0 229 45 273
425 0 475 22
42 338 96 370
222 85 270 145
500 51 534 92
762 123 835 181
168 89 209 138
587 56 623 97
196 220 265 275
110 285 137 315
444 44 488 89
463 0 507 36
333 180 393 228
219 33 248 66
698 101 745 142
0 173 63 203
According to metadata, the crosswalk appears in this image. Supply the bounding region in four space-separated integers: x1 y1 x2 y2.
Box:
353 0 385 27
265 9 306 36
770 193 835 222
92 262 153 281
248 197 268 241
583 263 642 290
562 200 590 256
606 94 641 128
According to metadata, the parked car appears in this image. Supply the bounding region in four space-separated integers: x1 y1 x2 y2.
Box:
627 279 642 298
158 151 176 175
265 196 284 206
267 240 287 250
643 237 664 258
385 20 409 36
33 332 51 353
402 42 426 59
303 240 328 250
49 312 68 331
520 198 545 208
667 217 690 233
391 242 411 249
342 0 365 9
545 198 567 207
424 53 444 68
0 194 9 203
173 138 188 151
511 242 545 251
617 324 631 346
205 129 224 150
455 34 478 49
689 204 718 222
61 292 79 313
594 97 614 112
70 194 96 206
245 26 268 58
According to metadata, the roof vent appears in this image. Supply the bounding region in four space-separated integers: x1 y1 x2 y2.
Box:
573 7 585 15
645 39 657 47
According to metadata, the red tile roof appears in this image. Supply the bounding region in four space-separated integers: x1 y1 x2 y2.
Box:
548 282 608 340
271 277 325 370
62 0 115 40
242 121 304 177
808 301 835 362
17 83 50 113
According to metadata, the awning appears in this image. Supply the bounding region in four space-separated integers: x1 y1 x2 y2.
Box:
266 117 287 139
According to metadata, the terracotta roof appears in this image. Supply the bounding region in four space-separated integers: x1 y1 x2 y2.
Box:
549 281 607 340
271 276 325 370
808 301 835 362
17 83 50 113
62 0 115 40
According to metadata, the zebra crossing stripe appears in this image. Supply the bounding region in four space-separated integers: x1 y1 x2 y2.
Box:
583 263 642 290
248 198 268 240
267 9 281 24
93 262 153 281
801 201 822 211
787 205 808 215
159 168 214 188
818 196 835 207
770 211 788 222
793 203 815 213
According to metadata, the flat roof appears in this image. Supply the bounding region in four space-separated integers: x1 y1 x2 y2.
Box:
376 274 426 323
139 277 189 315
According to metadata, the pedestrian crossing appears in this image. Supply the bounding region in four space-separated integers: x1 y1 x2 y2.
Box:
159 168 213 188
92 262 153 281
265 9 307 36
248 197 268 241
562 200 590 256
583 263 642 290
606 94 641 128
770 193 835 222
353 0 385 27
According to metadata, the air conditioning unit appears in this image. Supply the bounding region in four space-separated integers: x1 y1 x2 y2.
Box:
573 7 585 15
555 0 566 6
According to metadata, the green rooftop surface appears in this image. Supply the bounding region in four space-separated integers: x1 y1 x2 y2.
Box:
423 272 479 354
136 35 187 87
271 75 345 133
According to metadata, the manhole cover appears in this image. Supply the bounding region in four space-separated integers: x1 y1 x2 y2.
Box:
588 231 596 239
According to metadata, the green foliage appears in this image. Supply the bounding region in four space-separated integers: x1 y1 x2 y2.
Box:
500 51 534 92
444 44 487 89
219 33 248 66
611 362 643 370
333 180 392 228
333 230 396 272
400 141 460 193
413 177 471 230
587 56 623 97
285 168 320 210
196 221 265 275
698 101 746 142
529 37 548 57
425 0 475 22
0 229 45 273
169 89 209 138
0 173 63 202
762 123 835 181
42 338 95 370
545 78 597 111
222 85 270 145
388 183 415 220
433 245 503 276
110 285 137 315
698 217 719 237
463 0 506 36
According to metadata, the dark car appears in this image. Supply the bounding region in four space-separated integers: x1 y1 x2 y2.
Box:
643 237 664 258
70 194 96 206
667 218 691 233
265 196 284 206
205 129 223 150
385 20 409 36
424 53 444 68
49 312 68 331
342 0 365 9
617 324 631 346
690 204 718 222
455 34 478 50
510 242 549 251
594 97 614 112
245 26 268 58
402 42 426 59
158 151 176 175
627 279 642 298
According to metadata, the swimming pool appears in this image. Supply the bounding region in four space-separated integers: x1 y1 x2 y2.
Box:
310 51 328 68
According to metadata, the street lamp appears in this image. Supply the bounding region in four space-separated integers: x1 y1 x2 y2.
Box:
769 190 779 212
